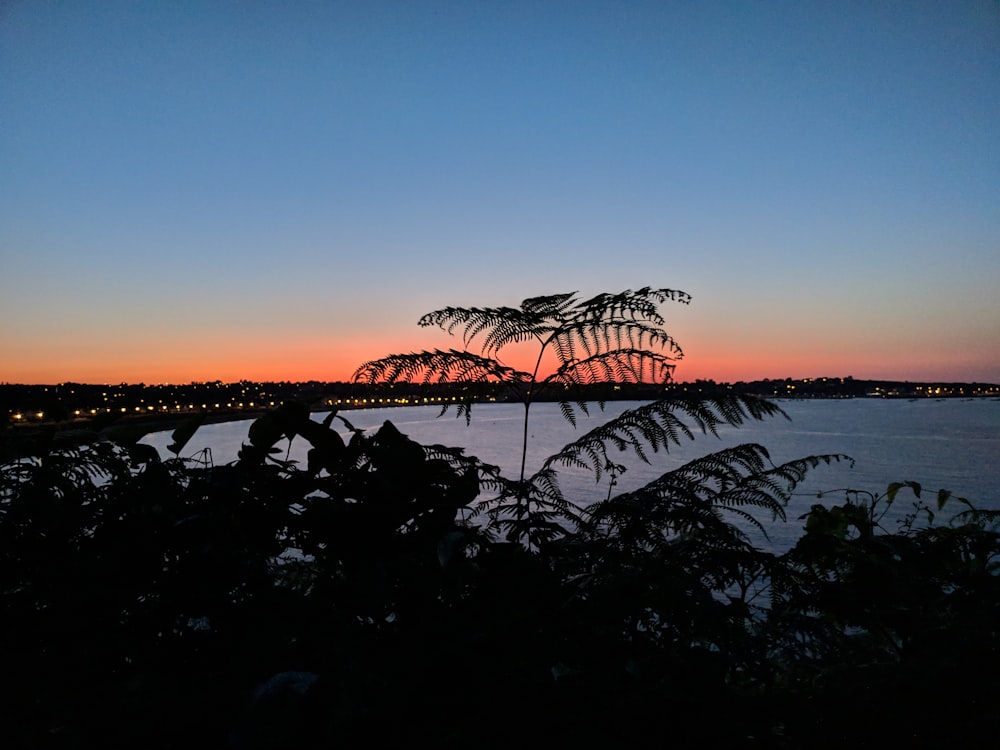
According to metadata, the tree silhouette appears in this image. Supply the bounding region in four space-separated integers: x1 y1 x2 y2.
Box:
354 288 840 548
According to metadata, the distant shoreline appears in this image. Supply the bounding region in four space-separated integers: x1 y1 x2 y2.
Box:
5 378 999 436
7 390 1000 441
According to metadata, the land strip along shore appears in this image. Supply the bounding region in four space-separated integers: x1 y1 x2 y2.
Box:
4 377 999 434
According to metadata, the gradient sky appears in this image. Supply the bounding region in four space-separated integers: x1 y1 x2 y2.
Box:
2 1 999 385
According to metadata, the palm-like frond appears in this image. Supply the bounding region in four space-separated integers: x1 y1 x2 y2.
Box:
419 305 537 356
351 287 808 551
576 287 692 322
519 291 579 316
417 294 577 357
474 464 584 546
354 348 528 385
552 317 684 366
548 347 679 387
587 443 851 542
412 289 689 371
543 394 787 483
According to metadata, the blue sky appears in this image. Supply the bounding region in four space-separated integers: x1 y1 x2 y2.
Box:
2 1 998 383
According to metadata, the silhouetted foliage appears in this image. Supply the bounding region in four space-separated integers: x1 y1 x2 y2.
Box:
2 289 997 748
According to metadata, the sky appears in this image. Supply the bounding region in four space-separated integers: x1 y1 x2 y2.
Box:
2 0 999 385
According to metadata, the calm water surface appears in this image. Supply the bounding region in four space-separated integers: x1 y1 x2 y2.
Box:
142 398 1000 550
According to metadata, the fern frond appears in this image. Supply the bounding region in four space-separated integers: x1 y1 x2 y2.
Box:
414 289 691 366
471 463 588 544
555 318 684 365
543 394 786 483
588 444 851 545
584 444 771 546
520 292 578 317
576 287 692 324
353 348 528 385
418 305 546 357
548 348 679 387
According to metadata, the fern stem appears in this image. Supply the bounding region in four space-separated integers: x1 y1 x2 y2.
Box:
518 331 549 488
519 400 530 488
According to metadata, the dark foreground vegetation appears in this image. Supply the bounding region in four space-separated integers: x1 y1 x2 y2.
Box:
3 289 998 748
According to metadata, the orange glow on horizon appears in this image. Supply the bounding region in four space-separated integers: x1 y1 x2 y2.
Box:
3 329 995 386
4 350 991 388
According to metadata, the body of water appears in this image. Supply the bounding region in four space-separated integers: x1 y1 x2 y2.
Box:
142 398 1000 550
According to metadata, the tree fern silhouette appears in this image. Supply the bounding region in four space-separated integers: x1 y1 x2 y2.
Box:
354 288 844 547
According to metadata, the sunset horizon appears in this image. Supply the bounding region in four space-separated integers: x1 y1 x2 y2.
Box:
3 3 998 391
5 311 998 386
